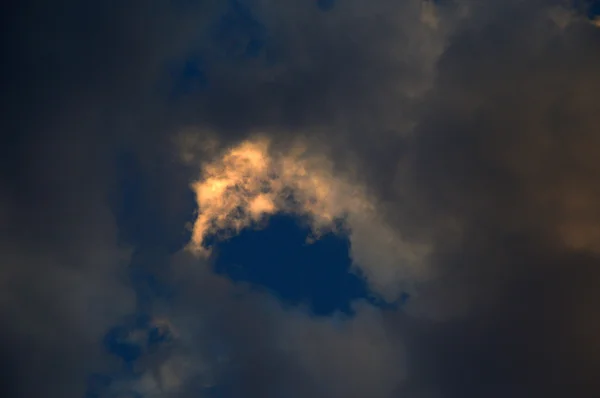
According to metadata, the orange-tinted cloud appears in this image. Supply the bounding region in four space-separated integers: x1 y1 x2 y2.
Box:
184 135 432 300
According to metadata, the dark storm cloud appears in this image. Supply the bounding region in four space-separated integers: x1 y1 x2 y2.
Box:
170 2 600 396
392 2 600 398
3 0 600 398
0 2 219 397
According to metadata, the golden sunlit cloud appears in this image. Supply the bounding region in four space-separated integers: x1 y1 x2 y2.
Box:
182 134 432 300
187 136 372 254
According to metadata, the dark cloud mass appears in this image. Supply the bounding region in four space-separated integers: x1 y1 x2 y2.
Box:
2 0 600 397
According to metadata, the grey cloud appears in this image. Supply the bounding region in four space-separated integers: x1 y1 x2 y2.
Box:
389 2 600 397
166 254 406 398
3 1 600 398
277 303 405 398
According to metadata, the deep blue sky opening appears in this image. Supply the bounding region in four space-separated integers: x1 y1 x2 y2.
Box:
589 0 600 18
207 214 393 316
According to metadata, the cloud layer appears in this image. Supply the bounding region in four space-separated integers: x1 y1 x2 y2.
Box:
2 1 600 397
185 135 430 299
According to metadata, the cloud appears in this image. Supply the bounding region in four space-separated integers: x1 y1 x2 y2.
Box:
184 134 431 300
164 253 407 398
0 161 135 398
3 1 600 398
277 303 405 398
409 0 600 258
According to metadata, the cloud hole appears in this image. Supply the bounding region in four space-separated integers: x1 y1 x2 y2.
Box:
206 213 393 316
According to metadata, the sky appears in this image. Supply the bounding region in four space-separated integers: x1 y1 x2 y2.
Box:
2 0 600 397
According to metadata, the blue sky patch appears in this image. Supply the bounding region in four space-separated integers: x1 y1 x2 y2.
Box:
589 0 600 18
208 214 391 316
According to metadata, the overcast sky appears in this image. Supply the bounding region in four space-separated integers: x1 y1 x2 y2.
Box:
2 1 600 397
